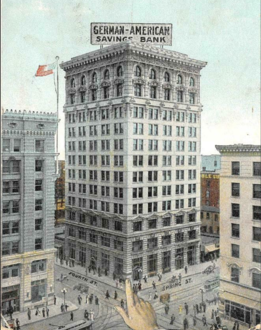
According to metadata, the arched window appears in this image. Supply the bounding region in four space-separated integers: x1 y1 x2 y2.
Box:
164 72 170 82
150 69 156 79
104 69 110 80
71 78 75 88
135 66 141 77
177 75 182 84
92 72 97 83
81 76 86 85
190 77 195 86
117 66 123 77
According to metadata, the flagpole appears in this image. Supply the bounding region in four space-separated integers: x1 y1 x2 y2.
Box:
55 56 59 175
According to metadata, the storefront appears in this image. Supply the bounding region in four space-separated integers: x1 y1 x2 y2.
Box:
147 254 157 277
187 245 196 265
162 251 171 273
2 285 20 314
132 257 143 280
31 279 46 303
175 248 184 270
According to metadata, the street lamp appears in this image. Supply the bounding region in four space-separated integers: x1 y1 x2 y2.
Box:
200 288 204 303
61 288 67 306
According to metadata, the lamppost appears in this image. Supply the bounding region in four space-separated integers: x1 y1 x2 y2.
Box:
61 288 67 306
200 288 204 303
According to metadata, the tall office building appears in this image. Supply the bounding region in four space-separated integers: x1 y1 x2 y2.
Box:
1 109 57 313
216 144 261 327
61 41 207 280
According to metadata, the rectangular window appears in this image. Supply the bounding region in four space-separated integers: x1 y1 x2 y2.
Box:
253 227 261 241
253 162 261 176
148 219 157 229
35 180 43 191
252 273 261 289
253 248 261 263
231 244 240 258
163 217 171 226
150 86 157 99
231 267 239 283
232 183 240 197
253 184 261 199
35 140 44 152
3 139 10 152
35 160 43 172
35 219 43 231
35 199 43 211
177 91 183 102
133 221 142 232
232 162 240 175
231 224 240 238
231 203 240 218
253 206 261 220
14 139 21 152
35 238 43 250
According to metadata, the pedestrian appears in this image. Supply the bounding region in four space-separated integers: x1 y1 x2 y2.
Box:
114 291 118 300
211 309 214 319
236 320 240 330
84 310 89 320
60 304 64 313
216 315 221 326
143 275 148 283
42 307 45 317
27 308 31 320
89 309 94 321
196 303 199 314
165 304 170 315
203 301 206 312
35 306 39 316
70 311 74 321
152 281 156 290
184 302 189 315
202 314 207 327
179 305 183 315
98 267 101 277
154 291 158 300
89 294 93 304
233 322 236 330
8 306 14 320
138 281 142 291
95 296 99 305
183 317 189 330
65 304 68 311
179 273 182 283
15 318 20 330
78 295 82 305
170 314 175 325
54 294 56 305
105 290 110 299
46 307 49 317
86 294 89 304
185 266 188 274
193 315 197 326
199 303 202 313
120 299 124 308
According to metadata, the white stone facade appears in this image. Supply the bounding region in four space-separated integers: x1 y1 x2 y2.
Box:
2 109 57 313
216 144 261 326
60 41 207 280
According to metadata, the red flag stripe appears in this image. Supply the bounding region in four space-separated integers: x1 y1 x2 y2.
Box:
35 65 54 77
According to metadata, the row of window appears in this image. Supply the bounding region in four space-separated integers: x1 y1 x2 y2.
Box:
70 86 196 103
231 243 261 263
2 219 43 235
3 199 44 215
68 169 197 182
69 183 197 197
2 239 43 256
230 267 261 290
67 197 197 213
71 68 195 86
231 183 261 199
231 161 261 176
67 108 197 124
231 204 261 220
231 224 261 242
3 260 47 277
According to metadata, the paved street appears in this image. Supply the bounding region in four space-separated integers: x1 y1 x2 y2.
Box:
17 260 224 330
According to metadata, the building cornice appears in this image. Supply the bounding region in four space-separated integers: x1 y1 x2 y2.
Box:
216 144 261 154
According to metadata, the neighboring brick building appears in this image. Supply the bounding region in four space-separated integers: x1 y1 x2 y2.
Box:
1 109 57 313
60 41 207 280
201 172 220 208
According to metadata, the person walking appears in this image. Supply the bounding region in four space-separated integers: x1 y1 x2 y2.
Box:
184 266 188 274
46 307 49 317
179 305 183 315
152 281 156 290
184 302 189 315
86 294 89 304
183 317 189 330
89 294 93 304
78 295 82 305
143 275 148 283
90 309 94 321
84 310 89 320
154 291 158 300
15 318 20 330
170 314 175 325
54 294 56 305
202 314 207 327
203 301 206 312
211 309 215 319
105 290 110 299
114 291 118 300
120 299 124 308
95 296 99 305
61 304 64 313
35 306 39 316
138 281 142 291
65 304 69 311
70 311 74 321
27 308 31 320
8 306 14 320
42 308 45 317
165 304 170 315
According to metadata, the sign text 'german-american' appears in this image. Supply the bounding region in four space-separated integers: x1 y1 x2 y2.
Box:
91 23 172 45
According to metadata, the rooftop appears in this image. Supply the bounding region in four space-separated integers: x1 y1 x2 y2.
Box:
3 109 57 117
60 40 207 71
216 144 261 154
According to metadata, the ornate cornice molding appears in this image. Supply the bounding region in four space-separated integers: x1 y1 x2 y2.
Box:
3 129 55 136
132 78 145 85
101 81 111 88
114 78 124 85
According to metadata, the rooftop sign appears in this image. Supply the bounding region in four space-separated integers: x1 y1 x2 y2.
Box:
91 23 172 46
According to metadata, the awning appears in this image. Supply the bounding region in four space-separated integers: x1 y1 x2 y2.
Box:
221 291 261 310
205 245 219 253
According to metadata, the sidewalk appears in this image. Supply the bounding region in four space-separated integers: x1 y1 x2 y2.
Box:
9 296 78 328
55 258 219 293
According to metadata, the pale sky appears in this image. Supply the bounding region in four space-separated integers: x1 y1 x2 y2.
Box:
2 0 260 159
